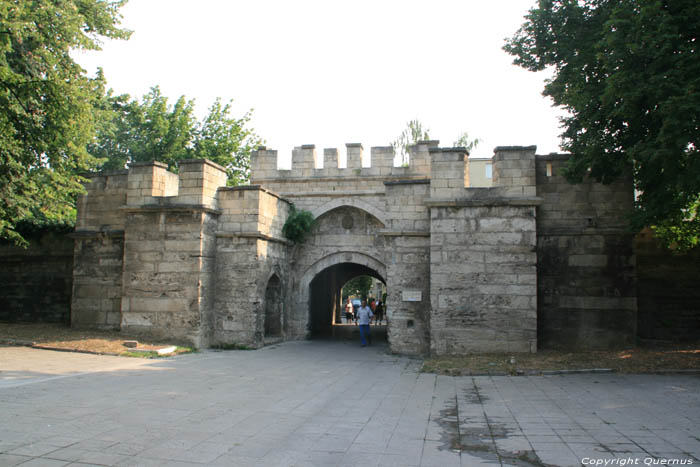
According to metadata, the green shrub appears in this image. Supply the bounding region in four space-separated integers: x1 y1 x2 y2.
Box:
282 204 314 243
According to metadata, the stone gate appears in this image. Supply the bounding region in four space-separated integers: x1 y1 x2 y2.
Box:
71 142 635 355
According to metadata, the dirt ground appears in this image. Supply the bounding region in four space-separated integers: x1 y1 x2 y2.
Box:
422 342 700 375
0 323 698 372
0 323 192 357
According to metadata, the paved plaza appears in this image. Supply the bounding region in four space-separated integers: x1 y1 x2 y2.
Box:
0 341 698 466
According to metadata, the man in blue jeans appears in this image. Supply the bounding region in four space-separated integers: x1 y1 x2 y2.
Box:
356 299 374 347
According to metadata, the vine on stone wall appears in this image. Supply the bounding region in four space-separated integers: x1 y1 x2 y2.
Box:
282 204 315 243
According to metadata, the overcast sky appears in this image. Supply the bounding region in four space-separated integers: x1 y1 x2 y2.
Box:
75 0 567 165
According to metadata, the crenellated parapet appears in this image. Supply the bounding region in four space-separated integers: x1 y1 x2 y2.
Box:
125 159 227 209
250 141 436 184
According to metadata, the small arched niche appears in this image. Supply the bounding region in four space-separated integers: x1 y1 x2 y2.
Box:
264 274 282 337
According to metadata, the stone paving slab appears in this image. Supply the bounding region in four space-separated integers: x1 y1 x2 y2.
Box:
1 341 699 466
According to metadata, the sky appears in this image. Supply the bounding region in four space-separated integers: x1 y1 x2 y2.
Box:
75 0 567 165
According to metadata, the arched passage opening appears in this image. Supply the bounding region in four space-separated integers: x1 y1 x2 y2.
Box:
308 261 386 340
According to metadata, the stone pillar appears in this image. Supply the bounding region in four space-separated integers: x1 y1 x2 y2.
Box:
323 148 339 176
370 146 394 176
408 140 438 176
250 147 278 182
346 143 363 169
177 159 228 207
429 147 468 199
493 146 537 197
291 145 317 177
127 161 178 206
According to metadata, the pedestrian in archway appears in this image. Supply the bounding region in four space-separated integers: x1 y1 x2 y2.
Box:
357 299 373 346
374 300 384 325
344 298 354 324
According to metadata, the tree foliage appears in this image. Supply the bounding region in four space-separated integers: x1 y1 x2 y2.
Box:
0 0 130 245
391 120 482 166
391 119 431 165
504 0 700 249
92 87 263 186
452 131 481 154
342 275 373 301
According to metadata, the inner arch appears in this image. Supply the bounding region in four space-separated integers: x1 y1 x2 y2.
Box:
308 261 385 338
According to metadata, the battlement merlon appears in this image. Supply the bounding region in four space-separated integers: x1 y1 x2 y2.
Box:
217 185 292 243
76 169 129 232
125 159 228 209
126 161 178 206
429 147 469 198
177 159 228 207
493 146 537 197
249 141 439 182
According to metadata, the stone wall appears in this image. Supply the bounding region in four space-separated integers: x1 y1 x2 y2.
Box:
119 208 219 346
72 170 128 328
65 141 670 355
636 229 700 341
429 203 538 354
383 180 431 355
0 231 74 323
427 147 540 354
118 160 226 347
211 186 291 348
536 154 637 349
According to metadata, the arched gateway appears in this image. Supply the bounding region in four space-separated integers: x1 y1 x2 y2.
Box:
71 142 637 355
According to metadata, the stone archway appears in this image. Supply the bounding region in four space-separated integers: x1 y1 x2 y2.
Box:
300 252 387 337
300 251 387 305
310 197 387 228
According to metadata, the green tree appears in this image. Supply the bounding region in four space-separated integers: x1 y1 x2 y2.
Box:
504 0 700 249
342 275 373 301
192 98 261 186
452 132 481 154
0 0 130 245
93 87 263 185
391 120 481 165
391 119 430 166
92 86 195 170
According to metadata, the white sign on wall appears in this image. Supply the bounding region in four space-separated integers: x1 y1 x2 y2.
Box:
402 290 422 302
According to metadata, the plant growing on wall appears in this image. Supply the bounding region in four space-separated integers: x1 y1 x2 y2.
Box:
282 204 315 243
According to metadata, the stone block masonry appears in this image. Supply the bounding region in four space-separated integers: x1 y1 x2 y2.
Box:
0 231 74 324
536 154 637 349
66 140 640 355
636 228 700 342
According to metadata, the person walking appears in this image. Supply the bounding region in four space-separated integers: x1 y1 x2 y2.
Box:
374 300 384 325
356 299 373 347
344 298 354 324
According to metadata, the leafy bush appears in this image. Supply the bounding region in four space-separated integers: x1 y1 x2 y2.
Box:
282 204 315 243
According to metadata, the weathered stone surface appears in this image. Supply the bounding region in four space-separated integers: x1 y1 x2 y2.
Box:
0 231 74 323
61 144 672 356
636 229 700 341
536 154 637 349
